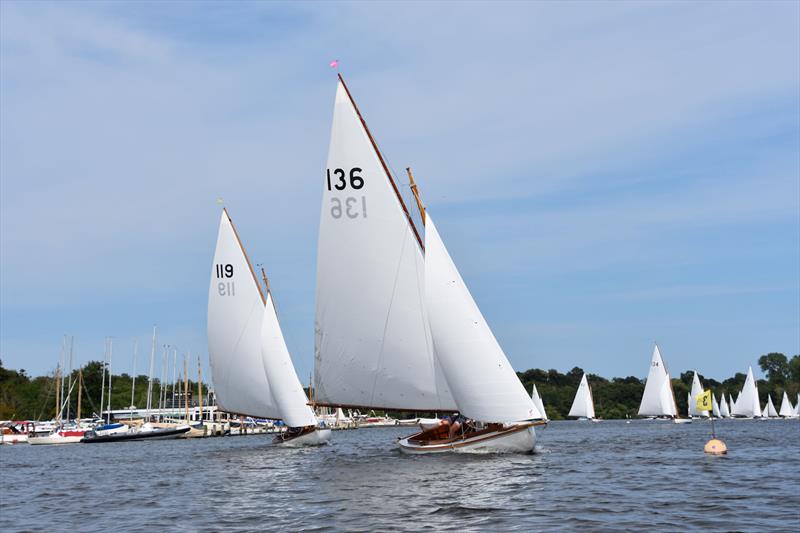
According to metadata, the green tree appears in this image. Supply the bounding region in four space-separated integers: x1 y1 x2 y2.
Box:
758 353 789 385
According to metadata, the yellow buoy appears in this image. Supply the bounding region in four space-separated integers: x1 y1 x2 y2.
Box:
704 438 728 455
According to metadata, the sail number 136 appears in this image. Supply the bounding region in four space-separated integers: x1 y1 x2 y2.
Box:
327 167 367 219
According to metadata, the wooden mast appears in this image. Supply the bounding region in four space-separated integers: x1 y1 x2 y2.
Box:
337 74 424 250
260 267 278 314
406 167 426 226
76 368 82 420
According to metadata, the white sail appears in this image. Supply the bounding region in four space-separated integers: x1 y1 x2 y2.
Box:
260 292 317 428
794 394 800 416
731 366 761 418
661 373 678 417
314 78 455 411
764 394 779 418
686 392 691 418
638 345 675 417
568 374 595 419
761 404 769 417
778 392 794 417
688 371 709 417
732 393 739 413
712 394 721 418
531 384 548 421
719 394 730 418
208 210 279 418
424 216 539 422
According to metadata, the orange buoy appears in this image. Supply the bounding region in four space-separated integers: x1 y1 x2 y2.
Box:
704 438 728 455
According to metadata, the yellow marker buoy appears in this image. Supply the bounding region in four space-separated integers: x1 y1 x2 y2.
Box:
704 438 727 455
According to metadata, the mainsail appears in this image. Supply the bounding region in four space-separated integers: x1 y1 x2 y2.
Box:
731 366 761 418
778 392 794 418
531 384 548 421
688 371 709 418
638 345 676 417
260 291 317 428
314 77 455 411
208 210 279 418
763 394 779 418
719 394 730 418
424 216 539 422
568 373 596 419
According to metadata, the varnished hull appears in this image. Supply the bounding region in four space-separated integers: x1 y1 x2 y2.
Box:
397 422 538 455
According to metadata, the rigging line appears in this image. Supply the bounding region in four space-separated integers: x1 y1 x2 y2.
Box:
368 223 412 408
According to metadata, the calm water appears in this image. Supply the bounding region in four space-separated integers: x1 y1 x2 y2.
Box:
2 420 798 532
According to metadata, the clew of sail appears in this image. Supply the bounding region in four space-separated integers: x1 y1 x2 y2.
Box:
568 373 595 419
314 78 455 411
424 216 539 423
208 210 280 419
260 292 317 428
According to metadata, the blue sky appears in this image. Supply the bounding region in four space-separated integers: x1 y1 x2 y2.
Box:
1 1 798 384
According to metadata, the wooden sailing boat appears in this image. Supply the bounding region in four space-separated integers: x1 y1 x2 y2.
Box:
761 394 779 418
778 392 795 418
719 393 731 418
314 75 542 454
688 371 709 419
568 373 596 421
637 344 680 420
208 208 330 446
531 384 548 421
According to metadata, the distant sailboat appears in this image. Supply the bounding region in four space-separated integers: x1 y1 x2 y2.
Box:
731 366 761 418
531 384 548 421
314 75 541 454
793 394 800 417
711 394 721 419
637 344 679 419
719 394 731 418
688 371 709 418
208 209 331 446
762 394 779 419
777 392 794 418
568 374 596 420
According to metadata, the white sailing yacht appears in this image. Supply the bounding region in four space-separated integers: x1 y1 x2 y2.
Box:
531 384 548 421
719 394 731 418
688 371 709 418
314 75 541 454
778 392 795 418
731 366 761 418
568 374 596 420
208 209 330 446
711 394 721 419
761 394 779 419
637 344 680 420
793 394 800 418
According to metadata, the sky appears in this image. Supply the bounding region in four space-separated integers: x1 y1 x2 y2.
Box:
1 1 798 385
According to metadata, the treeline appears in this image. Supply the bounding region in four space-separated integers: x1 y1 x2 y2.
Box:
2 353 799 420
516 353 800 420
0 359 206 420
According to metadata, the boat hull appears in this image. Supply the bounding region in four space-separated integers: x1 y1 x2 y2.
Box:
28 434 83 445
397 422 539 455
274 428 332 447
82 426 190 443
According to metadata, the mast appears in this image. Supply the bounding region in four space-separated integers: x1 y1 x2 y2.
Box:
76 368 82 420
406 167 426 226
171 348 177 412
197 357 203 422
100 338 107 422
337 74 423 249
146 326 156 420
66 336 74 420
130 339 138 419
260 267 277 314
106 338 113 424
54 364 61 424
59 336 66 422
184 356 189 422
223 208 266 305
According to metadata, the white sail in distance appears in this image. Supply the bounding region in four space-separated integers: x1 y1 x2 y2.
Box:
260 291 317 428
778 392 794 417
712 394 721 418
531 384 548 421
793 394 800 417
688 371 709 417
764 394 779 418
314 77 455 411
208 210 279 418
731 366 761 418
719 394 730 418
568 374 595 419
661 373 678 417
424 216 539 422
638 345 676 417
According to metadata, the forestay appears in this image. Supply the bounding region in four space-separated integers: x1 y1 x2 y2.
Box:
423 216 539 423
260 292 317 428
568 373 595 419
314 79 455 411
208 210 279 419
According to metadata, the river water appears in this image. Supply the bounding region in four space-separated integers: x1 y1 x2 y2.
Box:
2 419 798 532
